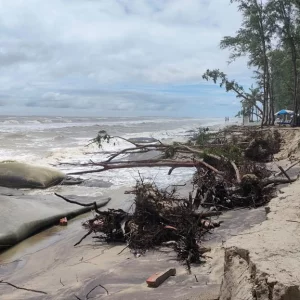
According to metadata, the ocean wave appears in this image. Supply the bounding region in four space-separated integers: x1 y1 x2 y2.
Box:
24 120 42 124
53 135 66 141
40 118 53 124
1 120 20 125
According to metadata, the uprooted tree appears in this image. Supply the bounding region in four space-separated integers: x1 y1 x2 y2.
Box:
56 128 297 271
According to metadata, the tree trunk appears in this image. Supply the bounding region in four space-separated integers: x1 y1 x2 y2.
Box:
269 68 275 125
254 0 270 126
279 2 298 126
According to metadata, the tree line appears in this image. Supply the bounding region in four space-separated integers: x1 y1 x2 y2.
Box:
203 0 300 126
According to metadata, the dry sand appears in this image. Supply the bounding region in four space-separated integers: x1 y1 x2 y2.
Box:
218 128 300 300
219 175 300 299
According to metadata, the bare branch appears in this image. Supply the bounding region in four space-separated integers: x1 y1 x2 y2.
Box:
86 284 109 298
54 193 109 215
275 161 300 177
0 280 47 295
277 166 291 183
261 176 298 186
67 160 222 176
74 229 93 247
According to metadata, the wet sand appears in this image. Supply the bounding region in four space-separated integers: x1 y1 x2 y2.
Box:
0 181 267 300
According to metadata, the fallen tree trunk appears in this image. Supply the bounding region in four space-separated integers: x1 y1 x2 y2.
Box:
67 160 222 176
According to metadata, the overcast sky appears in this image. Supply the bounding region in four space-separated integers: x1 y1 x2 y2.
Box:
0 0 252 117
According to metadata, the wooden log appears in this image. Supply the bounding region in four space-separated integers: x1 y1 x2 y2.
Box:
261 176 298 186
67 160 222 176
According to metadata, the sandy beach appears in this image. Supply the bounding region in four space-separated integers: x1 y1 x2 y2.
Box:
3 0 300 298
1 124 300 300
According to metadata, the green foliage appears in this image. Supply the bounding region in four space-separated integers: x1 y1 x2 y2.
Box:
194 127 211 146
164 146 176 159
222 0 274 68
204 144 244 164
202 69 263 118
89 130 111 148
269 49 294 110
193 127 243 163
204 0 300 124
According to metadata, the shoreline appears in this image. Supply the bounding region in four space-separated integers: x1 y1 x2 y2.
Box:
2 124 299 299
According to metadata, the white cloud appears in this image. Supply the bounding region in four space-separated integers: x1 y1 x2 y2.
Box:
0 0 252 116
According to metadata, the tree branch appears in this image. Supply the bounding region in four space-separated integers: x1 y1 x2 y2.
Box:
67 160 222 176
54 193 108 215
0 280 47 295
261 176 298 186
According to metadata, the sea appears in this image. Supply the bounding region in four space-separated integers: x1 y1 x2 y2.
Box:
0 116 239 195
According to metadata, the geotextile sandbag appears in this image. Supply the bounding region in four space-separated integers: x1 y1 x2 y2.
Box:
0 161 65 188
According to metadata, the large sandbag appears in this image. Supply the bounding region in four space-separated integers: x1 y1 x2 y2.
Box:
0 194 111 249
0 161 65 188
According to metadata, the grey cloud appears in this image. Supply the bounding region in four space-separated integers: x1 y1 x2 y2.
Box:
24 89 184 112
0 0 251 115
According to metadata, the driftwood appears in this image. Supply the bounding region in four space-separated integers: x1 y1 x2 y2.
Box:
67 160 222 176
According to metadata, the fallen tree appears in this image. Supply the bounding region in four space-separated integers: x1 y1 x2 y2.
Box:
67 160 222 176
55 127 299 270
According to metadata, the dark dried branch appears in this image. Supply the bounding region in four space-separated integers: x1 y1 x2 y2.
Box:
0 280 47 295
54 193 106 215
278 166 291 183
74 229 93 247
275 161 300 177
55 193 97 207
60 278 65 287
86 284 109 299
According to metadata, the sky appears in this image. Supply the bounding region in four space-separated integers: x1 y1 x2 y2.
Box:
0 0 254 118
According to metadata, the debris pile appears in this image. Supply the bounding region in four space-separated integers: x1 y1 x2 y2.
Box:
193 160 276 210
244 129 281 162
80 181 221 271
